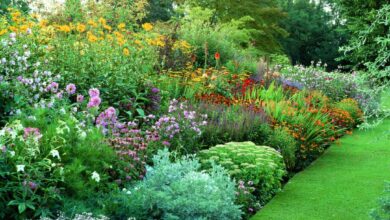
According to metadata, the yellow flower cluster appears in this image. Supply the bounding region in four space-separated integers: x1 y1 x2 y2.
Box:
142 23 153 31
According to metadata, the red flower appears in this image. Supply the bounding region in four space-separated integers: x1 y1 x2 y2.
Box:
215 52 220 60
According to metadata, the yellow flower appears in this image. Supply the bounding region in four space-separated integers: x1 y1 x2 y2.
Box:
117 37 126 46
118 23 126 30
0 30 7 36
11 11 21 20
103 24 112 31
123 48 130 56
114 31 123 38
76 23 86 33
88 19 98 28
106 34 114 41
98 17 106 25
58 25 71 33
87 32 98 42
134 39 142 46
142 23 153 31
19 25 28 32
9 26 18 33
39 20 48 28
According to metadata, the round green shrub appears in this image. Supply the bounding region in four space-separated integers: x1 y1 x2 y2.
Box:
199 142 286 204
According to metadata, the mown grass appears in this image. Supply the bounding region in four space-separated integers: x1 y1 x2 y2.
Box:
252 92 390 220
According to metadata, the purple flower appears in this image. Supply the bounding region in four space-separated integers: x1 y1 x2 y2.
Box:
88 88 100 98
29 181 38 190
87 96 101 108
65 83 76 95
77 94 84 103
151 87 160 93
17 76 23 81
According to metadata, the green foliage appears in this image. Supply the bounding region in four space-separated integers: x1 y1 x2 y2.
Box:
0 0 29 15
178 6 258 68
46 31 157 111
106 149 242 220
333 0 388 69
64 0 84 22
278 0 348 70
371 182 390 220
0 103 125 219
266 127 298 171
186 0 288 53
144 0 174 22
199 142 286 204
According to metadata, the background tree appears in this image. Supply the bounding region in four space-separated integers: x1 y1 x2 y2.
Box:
144 0 175 22
277 0 349 70
331 0 389 70
0 0 29 15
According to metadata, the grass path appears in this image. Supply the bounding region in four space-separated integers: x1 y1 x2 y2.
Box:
252 94 390 220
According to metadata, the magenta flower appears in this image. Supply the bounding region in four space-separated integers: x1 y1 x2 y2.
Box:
87 96 101 108
88 88 100 98
77 94 84 103
162 141 171 146
66 83 76 95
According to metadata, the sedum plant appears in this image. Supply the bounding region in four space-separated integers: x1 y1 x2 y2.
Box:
199 142 286 205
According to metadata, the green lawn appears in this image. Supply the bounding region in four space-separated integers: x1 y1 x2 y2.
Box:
253 92 390 220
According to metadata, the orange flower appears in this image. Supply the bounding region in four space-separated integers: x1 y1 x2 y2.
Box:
215 52 220 60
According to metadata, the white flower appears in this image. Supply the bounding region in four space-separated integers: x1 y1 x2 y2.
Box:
79 131 87 140
16 165 25 172
50 149 61 160
59 108 66 115
9 151 15 157
91 171 100 182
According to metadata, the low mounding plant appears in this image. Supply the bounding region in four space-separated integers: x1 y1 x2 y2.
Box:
199 142 285 205
106 149 242 220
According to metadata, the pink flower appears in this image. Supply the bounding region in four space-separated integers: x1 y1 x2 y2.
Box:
47 82 59 93
24 127 42 140
56 91 63 99
88 88 100 98
162 141 171 146
105 107 116 118
87 96 101 108
66 83 76 95
77 94 84 103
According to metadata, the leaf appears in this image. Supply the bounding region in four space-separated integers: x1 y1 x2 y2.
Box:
18 203 26 213
136 108 145 117
26 202 35 210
